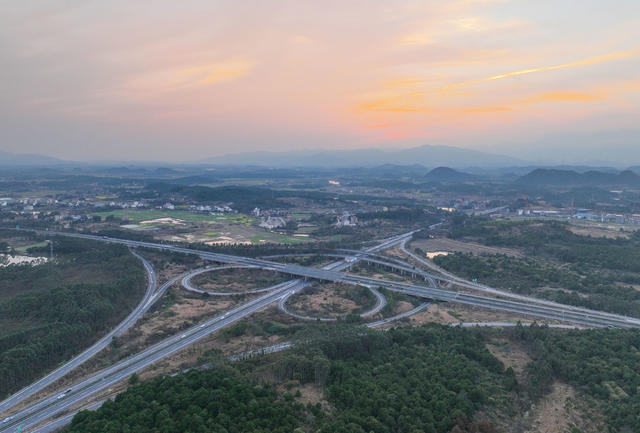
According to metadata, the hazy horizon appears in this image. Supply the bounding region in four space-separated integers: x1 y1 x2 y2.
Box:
1 1 639 163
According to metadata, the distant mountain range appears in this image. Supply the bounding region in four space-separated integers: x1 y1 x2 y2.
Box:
424 167 480 182
516 168 640 186
203 145 524 168
0 151 64 166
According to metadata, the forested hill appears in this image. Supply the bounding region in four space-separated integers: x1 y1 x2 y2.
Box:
515 168 640 186
66 324 640 433
0 236 146 397
425 167 480 183
67 325 508 433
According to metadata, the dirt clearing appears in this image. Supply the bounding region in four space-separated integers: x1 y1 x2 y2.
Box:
409 302 549 326
409 237 523 257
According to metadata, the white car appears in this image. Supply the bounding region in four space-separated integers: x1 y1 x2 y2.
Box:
56 393 66 400
2 417 14 424
180 334 187 339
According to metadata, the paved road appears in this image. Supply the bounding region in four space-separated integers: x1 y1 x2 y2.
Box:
2 232 413 432
0 280 300 433
398 239 638 324
181 265 286 295
273 233 417 322
373 282 635 328
266 252 438 287
23 229 640 328
366 302 431 327
6 228 639 431
452 321 584 329
0 250 157 416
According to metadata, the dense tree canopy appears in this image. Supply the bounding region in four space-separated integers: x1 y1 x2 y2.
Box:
0 237 145 396
68 325 508 433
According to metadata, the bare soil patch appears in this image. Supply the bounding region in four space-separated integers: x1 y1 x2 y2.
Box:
190 268 289 292
409 302 546 326
287 282 371 318
392 300 414 315
410 237 523 257
347 263 416 284
524 382 604 433
568 223 631 239
486 339 531 378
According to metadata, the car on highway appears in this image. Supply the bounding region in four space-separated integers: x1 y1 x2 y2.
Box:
2 416 13 424
180 334 187 339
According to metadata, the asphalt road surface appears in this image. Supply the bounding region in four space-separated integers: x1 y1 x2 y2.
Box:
6 227 640 431
1 232 413 432
24 229 640 328
0 250 157 415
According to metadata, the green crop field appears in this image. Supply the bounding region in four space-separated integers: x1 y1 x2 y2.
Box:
250 233 305 244
93 209 252 224
14 241 49 253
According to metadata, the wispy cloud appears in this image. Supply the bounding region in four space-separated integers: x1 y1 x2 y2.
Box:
175 59 255 86
358 48 640 113
438 48 640 91
520 91 606 104
125 58 255 95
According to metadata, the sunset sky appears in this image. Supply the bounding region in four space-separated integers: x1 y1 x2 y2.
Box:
1 0 639 162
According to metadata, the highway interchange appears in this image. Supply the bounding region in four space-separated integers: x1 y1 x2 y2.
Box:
34 228 640 328
2 226 640 432
0 231 412 432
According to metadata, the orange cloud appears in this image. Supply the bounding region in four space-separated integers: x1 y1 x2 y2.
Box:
461 106 512 113
399 32 434 46
125 58 255 95
438 48 640 91
358 102 511 115
178 59 255 85
356 49 639 114
366 122 408 129
515 80 640 105
521 91 606 104
381 78 425 88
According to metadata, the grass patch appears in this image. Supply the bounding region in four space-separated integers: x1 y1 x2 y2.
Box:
250 233 304 244
94 209 252 224
14 241 49 253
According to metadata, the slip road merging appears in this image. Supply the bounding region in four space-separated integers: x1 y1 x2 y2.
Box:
0 280 300 433
5 228 640 431
1 232 413 432
0 250 157 415
20 229 640 329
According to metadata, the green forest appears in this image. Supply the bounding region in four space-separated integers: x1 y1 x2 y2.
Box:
449 219 640 273
67 325 508 433
66 324 640 433
436 219 640 316
512 325 640 432
0 236 146 396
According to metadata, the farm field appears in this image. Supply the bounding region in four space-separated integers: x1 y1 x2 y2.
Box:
93 209 253 224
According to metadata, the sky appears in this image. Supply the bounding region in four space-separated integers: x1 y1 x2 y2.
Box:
1 0 639 163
